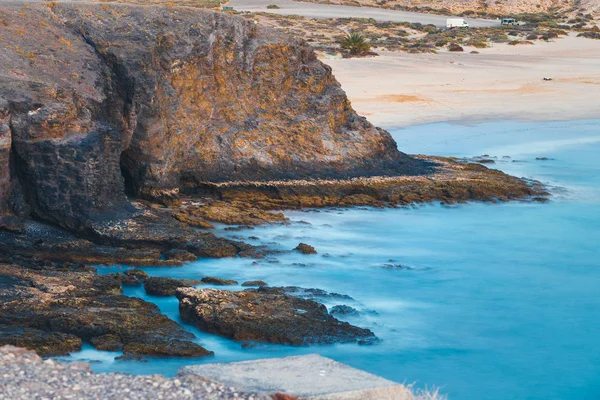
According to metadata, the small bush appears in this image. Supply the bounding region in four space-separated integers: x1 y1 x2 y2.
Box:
508 40 534 45
266 4 280 9
466 36 488 48
578 31 600 39
448 43 464 52
540 31 558 40
339 32 371 55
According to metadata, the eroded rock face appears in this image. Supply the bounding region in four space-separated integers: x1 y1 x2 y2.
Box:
0 264 212 358
176 288 377 345
0 2 420 233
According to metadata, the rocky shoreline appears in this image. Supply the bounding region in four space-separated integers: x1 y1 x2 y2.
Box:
0 1 549 364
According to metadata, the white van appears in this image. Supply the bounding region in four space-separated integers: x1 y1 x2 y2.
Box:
446 18 469 29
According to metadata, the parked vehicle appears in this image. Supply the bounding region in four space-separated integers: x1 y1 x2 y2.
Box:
446 18 469 29
501 18 517 25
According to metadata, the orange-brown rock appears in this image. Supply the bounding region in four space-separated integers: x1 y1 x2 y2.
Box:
0 2 421 235
177 200 288 226
181 156 549 210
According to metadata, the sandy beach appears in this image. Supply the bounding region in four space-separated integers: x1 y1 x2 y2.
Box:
324 34 600 128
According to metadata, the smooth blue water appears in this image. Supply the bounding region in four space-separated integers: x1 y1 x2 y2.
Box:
61 120 600 400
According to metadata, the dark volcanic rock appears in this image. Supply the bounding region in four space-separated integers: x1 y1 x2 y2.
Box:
0 264 211 358
249 286 354 302
176 288 377 345
201 277 239 286
294 243 317 254
330 305 360 317
123 340 213 358
106 272 140 287
124 269 149 282
163 249 197 263
144 277 198 297
90 334 123 352
241 280 269 287
0 326 82 357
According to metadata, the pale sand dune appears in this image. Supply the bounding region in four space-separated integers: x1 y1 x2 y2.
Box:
324 34 600 128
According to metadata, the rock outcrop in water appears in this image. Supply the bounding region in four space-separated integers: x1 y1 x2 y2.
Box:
176 288 377 345
0 264 212 358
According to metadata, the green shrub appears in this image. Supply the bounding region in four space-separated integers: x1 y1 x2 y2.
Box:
339 32 371 55
266 4 280 9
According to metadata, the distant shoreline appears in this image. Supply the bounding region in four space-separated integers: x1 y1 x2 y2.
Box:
324 34 600 130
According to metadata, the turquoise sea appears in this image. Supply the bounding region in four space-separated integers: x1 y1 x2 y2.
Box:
65 120 600 400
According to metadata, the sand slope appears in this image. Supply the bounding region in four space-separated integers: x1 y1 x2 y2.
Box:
325 35 600 128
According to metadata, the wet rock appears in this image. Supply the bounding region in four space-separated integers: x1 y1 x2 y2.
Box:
144 277 196 297
122 340 213 358
294 243 317 254
201 277 239 286
176 288 377 345
185 233 256 259
164 249 197 263
124 269 149 282
90 334 123 352
0 326 82 357
379 263 414 270
0 264 211 358
330 305 360 317
107 272 141 287
536 157 553 161
241 280 269 287
115 353 145 362
250 286 354 302
224 225 255 232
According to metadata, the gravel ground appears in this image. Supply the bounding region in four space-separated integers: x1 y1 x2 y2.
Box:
0 346 271 400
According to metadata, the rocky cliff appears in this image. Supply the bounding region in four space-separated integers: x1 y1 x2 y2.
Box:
0 2 422 234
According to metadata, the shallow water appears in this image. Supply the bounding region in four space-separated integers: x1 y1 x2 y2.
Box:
62 120 600 400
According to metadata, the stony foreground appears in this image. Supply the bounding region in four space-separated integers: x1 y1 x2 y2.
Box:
0 346 440 400
0 346 270 400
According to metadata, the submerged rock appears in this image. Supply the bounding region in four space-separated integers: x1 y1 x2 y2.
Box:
294 243 317 254
249 286 354 302
201 277 239 286
241 280 269 287
329 305 360 317
176 288 376 345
